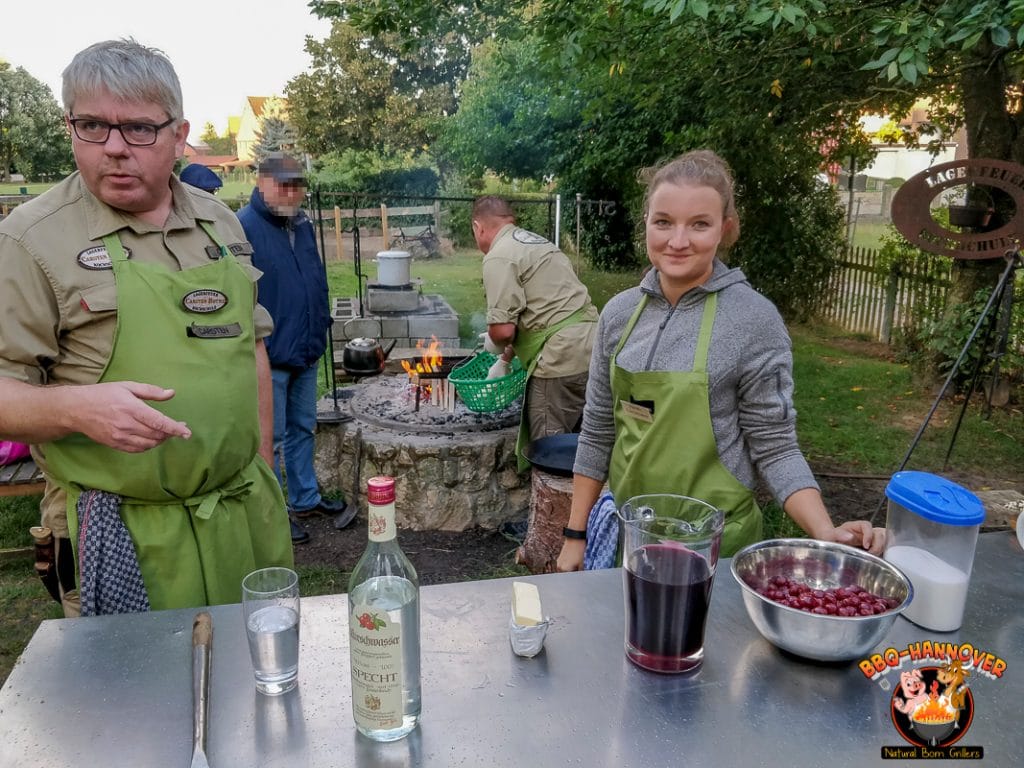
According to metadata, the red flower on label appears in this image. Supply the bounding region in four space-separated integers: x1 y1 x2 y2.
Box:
357 612 387 631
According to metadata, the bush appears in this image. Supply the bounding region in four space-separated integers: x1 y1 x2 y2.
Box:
311 149 438 199
732 179 844 323
441 173 558 249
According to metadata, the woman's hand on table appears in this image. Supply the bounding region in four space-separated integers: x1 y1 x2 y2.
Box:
821 520 886 555
556 539 585 572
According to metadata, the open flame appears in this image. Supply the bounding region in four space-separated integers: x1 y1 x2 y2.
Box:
401 336 443 378
912 697 957 724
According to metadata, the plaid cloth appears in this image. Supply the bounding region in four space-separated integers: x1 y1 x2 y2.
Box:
77 490 150 616
584 492 619 570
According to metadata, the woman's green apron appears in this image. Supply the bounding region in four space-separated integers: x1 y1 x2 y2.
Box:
44 223 293 610
608 292 762 556
513 307 590 471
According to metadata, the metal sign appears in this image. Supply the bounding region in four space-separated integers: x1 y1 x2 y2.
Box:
890 158 1024 259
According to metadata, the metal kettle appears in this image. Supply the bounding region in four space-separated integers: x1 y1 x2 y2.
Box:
341 337 397 376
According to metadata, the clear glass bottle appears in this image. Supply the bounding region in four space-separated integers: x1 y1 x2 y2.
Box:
347 476 421 741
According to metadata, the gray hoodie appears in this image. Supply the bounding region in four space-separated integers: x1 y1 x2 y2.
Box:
573 259 819 505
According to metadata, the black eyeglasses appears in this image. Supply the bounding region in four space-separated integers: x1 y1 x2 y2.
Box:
68 116 176 146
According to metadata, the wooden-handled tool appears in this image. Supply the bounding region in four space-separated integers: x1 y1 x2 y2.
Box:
191 612 212 768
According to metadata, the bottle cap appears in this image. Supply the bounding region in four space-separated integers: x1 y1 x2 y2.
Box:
367 476 396 505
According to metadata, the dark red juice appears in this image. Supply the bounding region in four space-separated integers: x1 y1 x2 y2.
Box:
624 544 713 673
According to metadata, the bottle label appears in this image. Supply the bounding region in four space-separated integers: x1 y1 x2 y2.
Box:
368 502 396 543
349 601 403 730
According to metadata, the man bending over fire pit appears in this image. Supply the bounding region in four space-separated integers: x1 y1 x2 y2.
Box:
472 196 598 500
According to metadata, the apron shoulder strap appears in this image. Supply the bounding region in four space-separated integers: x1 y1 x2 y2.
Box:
100 233 130 263
612 294 648 361
516 304 591 375
610 292 717 371
198 220 230 259
693 292 718 374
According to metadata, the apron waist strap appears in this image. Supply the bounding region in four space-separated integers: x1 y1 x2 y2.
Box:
183 467 256 520
57 459 258 520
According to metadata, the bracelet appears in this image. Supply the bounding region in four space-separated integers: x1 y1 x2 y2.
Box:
562 526 587 540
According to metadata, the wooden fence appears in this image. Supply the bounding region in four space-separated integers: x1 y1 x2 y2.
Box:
309 202 441 261
815 246 951 342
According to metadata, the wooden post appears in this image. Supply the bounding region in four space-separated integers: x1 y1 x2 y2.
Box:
380 203 389 249
881 263 900 344
334 206 343 261
433 200 441 233
515 470 574 573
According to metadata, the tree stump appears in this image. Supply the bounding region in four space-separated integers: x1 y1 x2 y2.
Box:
516 469 573 573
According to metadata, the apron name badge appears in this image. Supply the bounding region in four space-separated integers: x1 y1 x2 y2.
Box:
182 289 229 313
77 245 128 270
620 399 655 423
187 322 242 339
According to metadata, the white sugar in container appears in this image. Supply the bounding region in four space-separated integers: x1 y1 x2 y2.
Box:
883 471 985 632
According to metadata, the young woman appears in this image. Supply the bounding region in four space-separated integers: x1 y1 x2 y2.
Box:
557 150 883 571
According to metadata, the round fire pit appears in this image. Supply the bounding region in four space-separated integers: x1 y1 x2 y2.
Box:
315 376 530 531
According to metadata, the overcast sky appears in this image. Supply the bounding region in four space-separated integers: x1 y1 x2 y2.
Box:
1 0 332 136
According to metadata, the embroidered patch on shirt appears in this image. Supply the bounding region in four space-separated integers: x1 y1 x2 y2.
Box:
77 245 129 270
511 228 549 245
181 289 229 313
227 242 254 256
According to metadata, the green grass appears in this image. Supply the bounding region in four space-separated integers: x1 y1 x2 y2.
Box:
0 183 52 195
849 220 890 251
0 495 62 684
791 325 1024 478
325 247 639 343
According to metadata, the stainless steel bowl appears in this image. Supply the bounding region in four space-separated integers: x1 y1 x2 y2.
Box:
731 538 913 662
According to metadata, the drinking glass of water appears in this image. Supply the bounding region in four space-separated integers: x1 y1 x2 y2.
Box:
242 567 300 695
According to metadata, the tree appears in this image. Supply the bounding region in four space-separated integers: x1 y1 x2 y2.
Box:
249 97 300 164
198 121 235 156
437 39 581 181
0 61 74 181
338 1 1022 321
285 18 465 157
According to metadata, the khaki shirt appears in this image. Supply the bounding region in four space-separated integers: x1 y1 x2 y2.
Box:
482 224 597 378
0 172 272 535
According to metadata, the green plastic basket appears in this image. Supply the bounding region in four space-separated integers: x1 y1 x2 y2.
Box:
448 351 527 413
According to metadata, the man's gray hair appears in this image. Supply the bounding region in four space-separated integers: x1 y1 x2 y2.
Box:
62 38 184 122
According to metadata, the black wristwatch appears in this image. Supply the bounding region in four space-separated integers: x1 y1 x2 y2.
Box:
562 526 587 541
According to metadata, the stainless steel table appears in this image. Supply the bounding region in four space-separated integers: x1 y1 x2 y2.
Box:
1 533 1021 768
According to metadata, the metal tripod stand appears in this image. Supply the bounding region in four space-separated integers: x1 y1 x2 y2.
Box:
870 247 1021 523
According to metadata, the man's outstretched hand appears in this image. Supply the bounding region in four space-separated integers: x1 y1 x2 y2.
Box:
73 381 191 452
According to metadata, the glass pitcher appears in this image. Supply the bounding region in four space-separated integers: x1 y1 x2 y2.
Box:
617 494 724 673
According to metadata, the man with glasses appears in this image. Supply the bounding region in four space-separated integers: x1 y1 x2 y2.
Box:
0 39 292 616
238 153 352 545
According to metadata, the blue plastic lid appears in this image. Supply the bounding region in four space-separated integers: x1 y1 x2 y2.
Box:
885 471 985 526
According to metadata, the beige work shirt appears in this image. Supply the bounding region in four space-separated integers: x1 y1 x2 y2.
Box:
482 224 597 378
0 172 272 535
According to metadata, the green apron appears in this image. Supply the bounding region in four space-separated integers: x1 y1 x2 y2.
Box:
513 306 592 471
608 292 762 557
44 223 293 610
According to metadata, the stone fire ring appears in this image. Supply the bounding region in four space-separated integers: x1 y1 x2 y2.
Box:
314 377 530 531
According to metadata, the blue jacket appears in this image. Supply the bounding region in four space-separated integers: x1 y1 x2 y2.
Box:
237 189 332 371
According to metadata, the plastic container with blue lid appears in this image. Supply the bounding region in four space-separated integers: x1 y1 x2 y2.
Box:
883 471 985 631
